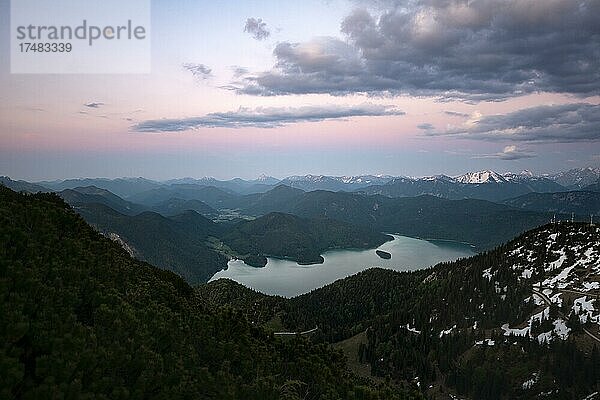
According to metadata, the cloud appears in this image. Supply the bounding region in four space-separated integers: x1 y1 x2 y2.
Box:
417 123 434 131
232 1 600 100
444 111 469 118
132 103 404 132
473 145 537 160
427 103 600 143
182 63 212 79
84 102 104 108
231 66 249 78
244 17 270 40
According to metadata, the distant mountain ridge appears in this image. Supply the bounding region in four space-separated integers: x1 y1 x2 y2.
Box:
58 186 147 216
150 197 217 217
4 166 597 199
548 166 600 189
0 176 49 193
357 173 565 202
236 187 563 250
280 174 394 192
38 177 161 198
2 173 580 252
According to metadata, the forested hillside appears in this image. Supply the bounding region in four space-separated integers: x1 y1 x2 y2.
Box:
0 187 419 399
248 190 558 250
222 212 392 265
74 202 228 283
503 190 600 215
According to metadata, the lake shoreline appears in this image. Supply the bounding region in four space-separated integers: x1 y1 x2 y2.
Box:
210 234 475 297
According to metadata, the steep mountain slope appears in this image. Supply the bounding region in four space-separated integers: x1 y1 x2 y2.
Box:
504 191 600 216
163 176 278 194
74 203 228 283
202 223 600 399
58 186 147 215
0 186 416 399
222 212 392 265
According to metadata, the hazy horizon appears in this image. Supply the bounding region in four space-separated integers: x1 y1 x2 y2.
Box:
5 163 600 184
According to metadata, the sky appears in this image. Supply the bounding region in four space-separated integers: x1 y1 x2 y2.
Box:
1 0 599 181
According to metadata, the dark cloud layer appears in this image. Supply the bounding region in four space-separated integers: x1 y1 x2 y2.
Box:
133 104 404 132
233 0 600 100
428 103 600 143
244 18 270 40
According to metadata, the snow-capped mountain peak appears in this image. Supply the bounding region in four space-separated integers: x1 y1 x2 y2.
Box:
502 170 538 182
422 174 456 182
455 170 508 184
255 174 279 184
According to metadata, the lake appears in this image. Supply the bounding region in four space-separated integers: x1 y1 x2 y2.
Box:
209 235 475 297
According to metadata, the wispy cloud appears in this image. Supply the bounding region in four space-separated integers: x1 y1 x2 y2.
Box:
132 104 404 132
84 102 104 108
417 123 435 131
473 145 537 160
426 103 600 143
182 63 212 80
444 111 469 118
231 66 249 78
244 17 270 40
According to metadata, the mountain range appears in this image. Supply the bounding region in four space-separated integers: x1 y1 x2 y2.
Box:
2 167 599 285
4 166 599 199
48 183 567 268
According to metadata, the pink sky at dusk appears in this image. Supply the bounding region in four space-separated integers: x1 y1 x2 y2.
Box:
1 0 599 180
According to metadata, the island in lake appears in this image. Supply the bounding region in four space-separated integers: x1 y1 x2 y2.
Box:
242 254 268 268
376 250 392 259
